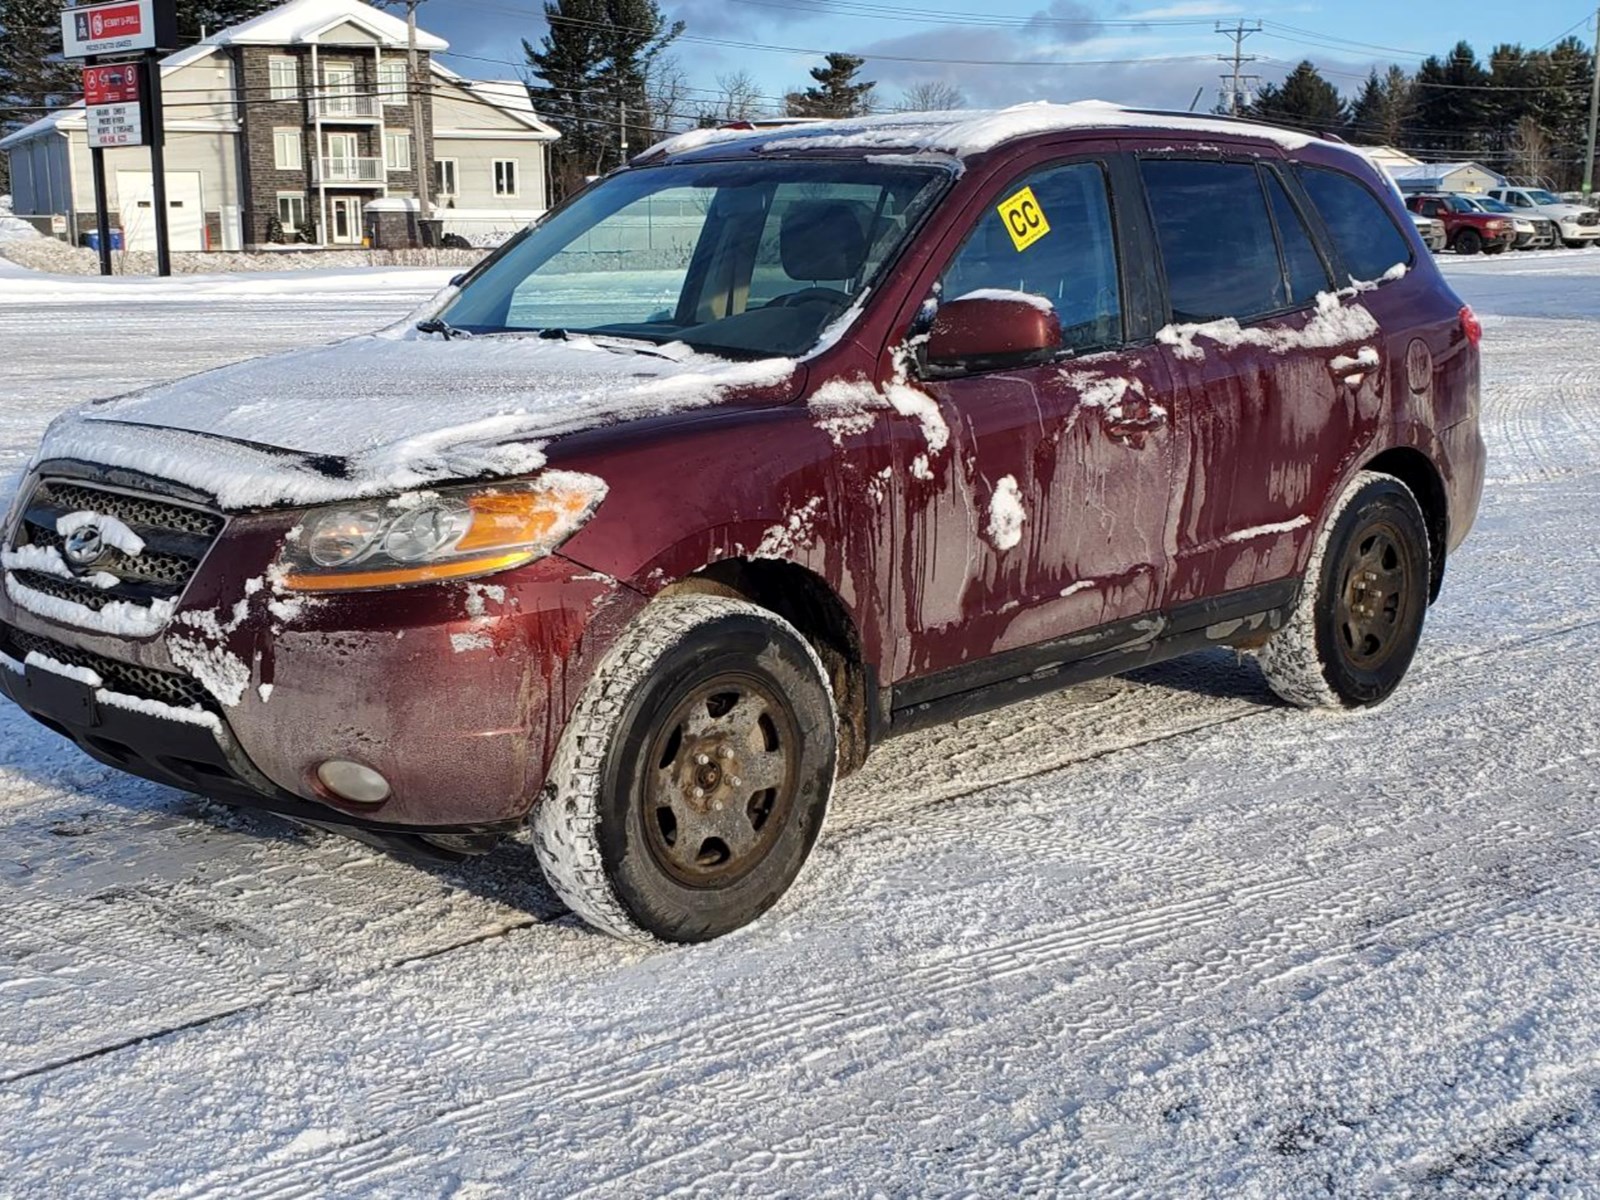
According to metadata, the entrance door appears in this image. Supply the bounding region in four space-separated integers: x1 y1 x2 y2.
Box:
330 197 362 244
116 170 204 252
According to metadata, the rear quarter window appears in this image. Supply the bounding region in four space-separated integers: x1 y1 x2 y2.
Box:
1296 165 1413 283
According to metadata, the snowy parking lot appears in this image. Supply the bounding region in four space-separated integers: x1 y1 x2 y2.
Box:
1 249 1598 1196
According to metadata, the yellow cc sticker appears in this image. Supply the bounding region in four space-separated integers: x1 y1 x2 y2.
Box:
997 185 1050 251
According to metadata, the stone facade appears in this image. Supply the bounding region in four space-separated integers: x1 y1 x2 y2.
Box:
234 43 434 247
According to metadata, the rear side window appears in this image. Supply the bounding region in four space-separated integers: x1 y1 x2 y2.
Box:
1263 170 1330 306
1296 165 1412 282
1140 159 1285 323
938 160 1123 352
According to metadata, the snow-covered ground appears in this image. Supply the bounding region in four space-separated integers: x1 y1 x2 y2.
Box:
0 255 1598 1196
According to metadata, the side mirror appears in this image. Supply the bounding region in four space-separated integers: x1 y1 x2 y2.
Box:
449 272 467 288
924 294 1062 375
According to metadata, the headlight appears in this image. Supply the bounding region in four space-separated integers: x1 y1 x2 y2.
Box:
279 472 607 592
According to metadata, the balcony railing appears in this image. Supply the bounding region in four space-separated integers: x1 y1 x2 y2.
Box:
313 156 385 184
310 94 381 119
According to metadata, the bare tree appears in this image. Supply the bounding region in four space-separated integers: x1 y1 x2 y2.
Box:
711 70 765 122
646 55 696 138
896 80 966 112
1512 114 1551 185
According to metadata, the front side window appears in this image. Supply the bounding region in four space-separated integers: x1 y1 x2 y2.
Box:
268 56 298 102
273 127 302 171
440 159 948 358
936 160 1123 353
1296 164 1413 282
1141 158 1286 323
493 159 519 197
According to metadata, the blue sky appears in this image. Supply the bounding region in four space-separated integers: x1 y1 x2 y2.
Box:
416 0 1595 121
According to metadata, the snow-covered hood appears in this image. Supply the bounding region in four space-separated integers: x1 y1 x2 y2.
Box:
31 333 799 510
1528 202 1595 220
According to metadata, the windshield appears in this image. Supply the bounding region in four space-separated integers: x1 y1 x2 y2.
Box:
439 159 949 357
1466 197 1513 213
1527 189 1561 205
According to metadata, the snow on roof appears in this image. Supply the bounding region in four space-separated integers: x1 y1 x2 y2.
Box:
648 100 1326 163
205 0 447 49
1385 162 1502 182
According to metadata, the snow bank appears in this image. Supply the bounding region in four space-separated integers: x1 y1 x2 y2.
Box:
34 336 797 509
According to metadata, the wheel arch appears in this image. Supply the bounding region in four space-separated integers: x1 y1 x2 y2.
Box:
1362 446 1448 600
658 558 878 774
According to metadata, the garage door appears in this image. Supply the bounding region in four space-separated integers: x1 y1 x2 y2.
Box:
116 170 204 252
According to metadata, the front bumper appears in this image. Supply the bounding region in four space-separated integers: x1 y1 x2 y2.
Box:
1 528 645 831
1560 222 1600 241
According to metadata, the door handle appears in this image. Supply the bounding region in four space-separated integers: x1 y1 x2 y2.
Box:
1104 398 1168 437
1329 347 1381 386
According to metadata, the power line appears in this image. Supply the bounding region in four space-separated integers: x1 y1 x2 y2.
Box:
1216 20 1261 115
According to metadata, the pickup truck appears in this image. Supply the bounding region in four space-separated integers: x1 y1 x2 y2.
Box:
1487 187 1600 247
1404 193 1515 255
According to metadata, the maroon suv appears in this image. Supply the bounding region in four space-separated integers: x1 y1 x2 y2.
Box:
0 104 1485 941
1405 193 1516 255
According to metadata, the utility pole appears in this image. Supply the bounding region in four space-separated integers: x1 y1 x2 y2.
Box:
1585 4 1600 198
619 100 629 166
1216 19 1262 115
407 0 434 243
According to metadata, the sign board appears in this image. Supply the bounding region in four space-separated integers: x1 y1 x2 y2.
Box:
51 214 68 234
61 0 178 59
83 64 147 148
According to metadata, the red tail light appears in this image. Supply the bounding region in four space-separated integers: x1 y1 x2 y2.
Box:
1460 305 1482 346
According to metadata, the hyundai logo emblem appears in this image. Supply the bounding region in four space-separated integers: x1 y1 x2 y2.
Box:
62 525 106 569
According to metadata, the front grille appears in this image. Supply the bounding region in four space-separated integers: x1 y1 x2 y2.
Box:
7 478 224 612
0 623 217 712
1580 212 1598 227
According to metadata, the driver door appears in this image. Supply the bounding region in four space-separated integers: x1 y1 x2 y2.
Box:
887 154 1178 688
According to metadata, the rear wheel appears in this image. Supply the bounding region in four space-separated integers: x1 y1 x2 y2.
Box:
533 594 837 942
1257 472 1431 710
1453 228 1483 254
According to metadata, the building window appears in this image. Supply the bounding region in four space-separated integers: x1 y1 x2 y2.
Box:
273 128 303 170
378 60 407 105
277 193 307 233
384 131 412 172
493 159 519 197
434 158 458 196
268 56 299 102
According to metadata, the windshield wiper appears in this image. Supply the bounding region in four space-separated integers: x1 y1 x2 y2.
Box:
538 327 688 361
415 317 469 340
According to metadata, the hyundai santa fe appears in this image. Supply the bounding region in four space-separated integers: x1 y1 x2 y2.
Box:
0 103 1486 942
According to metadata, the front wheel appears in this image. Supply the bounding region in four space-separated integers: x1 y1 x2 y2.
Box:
1454 228 1483 254
533 594 837 942
1257 472 1431 709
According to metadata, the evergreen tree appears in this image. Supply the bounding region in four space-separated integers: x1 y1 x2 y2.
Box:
786 53 875 118
1482 44 1541 170
1412 42 1490 158
1245 61 1347 133
1538 37 1594 188
1348 66 1415 146
0 0 79 193
525 0 682 199
174 0 280 45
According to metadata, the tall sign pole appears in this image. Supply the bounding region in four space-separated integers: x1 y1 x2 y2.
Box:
62 1 179 275
1585 5 1600 200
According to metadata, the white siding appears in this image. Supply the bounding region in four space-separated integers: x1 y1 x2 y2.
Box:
435 137 547 213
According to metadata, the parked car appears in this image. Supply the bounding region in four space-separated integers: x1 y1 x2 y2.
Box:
1457 194 1557 249
0 105 1486 942
1487 186 1600 247
1405 193 1515 254
1409 210 1448 252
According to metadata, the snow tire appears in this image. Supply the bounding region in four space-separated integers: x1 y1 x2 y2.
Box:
532 594 837 943
1258 470 1431 710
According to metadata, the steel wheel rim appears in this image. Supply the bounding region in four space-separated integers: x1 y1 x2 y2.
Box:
1334 517 1415 672
642 672 799 889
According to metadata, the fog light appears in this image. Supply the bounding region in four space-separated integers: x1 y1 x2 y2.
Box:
317 759 391 804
